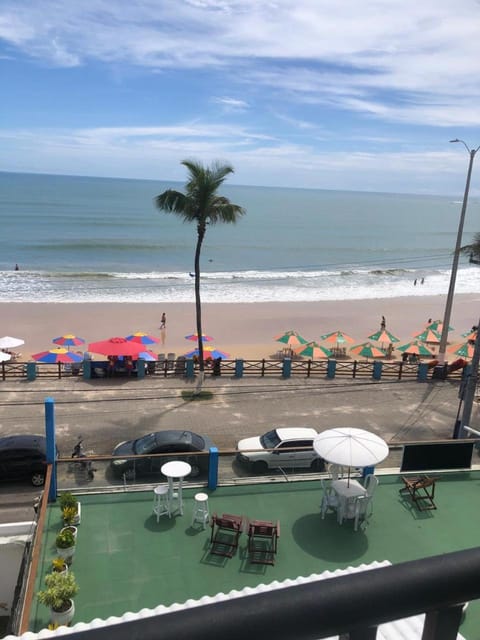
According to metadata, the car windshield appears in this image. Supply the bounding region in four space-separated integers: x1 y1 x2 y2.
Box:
189 433 205 451
133 434 157 455
260 430 281 449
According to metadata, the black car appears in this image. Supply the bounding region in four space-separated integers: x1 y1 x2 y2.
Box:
0 434 53 486
110 430 214 480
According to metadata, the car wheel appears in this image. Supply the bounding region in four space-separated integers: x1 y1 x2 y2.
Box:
124 468 135 481
310 458 325 472
253 460 268 474
189 463 201 478
31 472 45 487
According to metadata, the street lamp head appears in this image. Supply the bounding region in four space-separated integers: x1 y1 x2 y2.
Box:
450 139 460 143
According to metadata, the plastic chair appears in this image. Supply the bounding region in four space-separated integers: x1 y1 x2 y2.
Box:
320 479 339 519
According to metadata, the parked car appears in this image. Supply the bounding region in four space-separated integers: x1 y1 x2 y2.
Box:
110 430 214 480
0 434 54 486
236 427 324 473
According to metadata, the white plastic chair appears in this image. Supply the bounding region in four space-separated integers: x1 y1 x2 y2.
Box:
320 479 339 519
327 463 345 480
364 474 379 498
353 475 379 531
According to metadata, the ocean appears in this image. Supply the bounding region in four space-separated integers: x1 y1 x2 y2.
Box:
1 171 478 304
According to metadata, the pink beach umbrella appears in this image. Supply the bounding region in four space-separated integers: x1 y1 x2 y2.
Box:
88 337 144 357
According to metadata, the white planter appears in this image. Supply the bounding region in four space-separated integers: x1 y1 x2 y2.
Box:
50 599 75 627
72 502 81 525
56 544 75 563
60 526 77 540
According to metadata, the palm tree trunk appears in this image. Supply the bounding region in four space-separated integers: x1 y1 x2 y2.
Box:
194 222 205 394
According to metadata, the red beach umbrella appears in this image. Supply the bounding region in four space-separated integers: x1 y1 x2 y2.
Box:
88 337 144 357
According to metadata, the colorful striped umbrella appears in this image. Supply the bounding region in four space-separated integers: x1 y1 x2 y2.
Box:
125 332 160 345
350 342 385 359
52 334 85 348
413 328 441 344
367 329 400 344
274 330 309 348
397 340 434 356
183 345 230 360
320 330 355 345
427 320 453 333
185 333 214 342
137 350 158 361
32 348 84 364
448 342 474 359
462 329 478 342
294 341 332 359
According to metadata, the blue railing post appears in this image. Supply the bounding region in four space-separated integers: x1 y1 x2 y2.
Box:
45 397 57 502
208 446 218 490
26 362 37 381
282 357 292 378
373 361 382 380
137 358 145 379
83 359 91 379
417 362 429 382
185 358 195 379
327 359 336 379
234 358 244 378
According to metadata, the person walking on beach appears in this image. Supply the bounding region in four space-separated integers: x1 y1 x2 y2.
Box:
381 316 386 330
160 313 166 329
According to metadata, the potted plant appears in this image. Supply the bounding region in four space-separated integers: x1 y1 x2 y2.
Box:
59 492 81 525
38 571 78 627
55 528 76 563
51 557 68 574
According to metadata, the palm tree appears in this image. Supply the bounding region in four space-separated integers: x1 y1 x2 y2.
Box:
460 232 480 264
155 160 246 392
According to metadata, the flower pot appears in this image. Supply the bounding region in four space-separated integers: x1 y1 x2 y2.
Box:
72 502 81 525
60 525 78 540
56 544 75 563
50 598 75 627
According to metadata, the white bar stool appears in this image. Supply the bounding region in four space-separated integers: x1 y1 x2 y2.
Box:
153 484 171 521
191 492 209 529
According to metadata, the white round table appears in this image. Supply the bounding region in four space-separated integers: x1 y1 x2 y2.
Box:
161 461 192 515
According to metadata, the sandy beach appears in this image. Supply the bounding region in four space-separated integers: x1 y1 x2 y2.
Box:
1 294 478 361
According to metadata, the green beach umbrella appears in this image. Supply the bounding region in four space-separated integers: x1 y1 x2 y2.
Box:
350 342 385 359
320 330 355 345
448 342 474 359
274 330 309 348
397 340 434 356
294 341 333 359
427 320 454 333
414 328 441 344
367 329 400 344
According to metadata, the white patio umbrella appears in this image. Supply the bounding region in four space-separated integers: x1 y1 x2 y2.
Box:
0 351 12 362
313 427 389 485
0 336 24 349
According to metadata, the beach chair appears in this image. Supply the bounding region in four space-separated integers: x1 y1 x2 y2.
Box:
166 353 176 370
400 475 437 511
247 519 280 565
209 513 244 558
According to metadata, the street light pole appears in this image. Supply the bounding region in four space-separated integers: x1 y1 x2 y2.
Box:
438 139 480 363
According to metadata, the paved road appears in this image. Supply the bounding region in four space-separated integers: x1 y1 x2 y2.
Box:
1 374 478 520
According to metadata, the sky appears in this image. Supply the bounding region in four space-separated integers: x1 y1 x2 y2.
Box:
1 0 480 195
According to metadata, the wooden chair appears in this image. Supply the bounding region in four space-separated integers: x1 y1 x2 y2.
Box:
400 475 438 511
209 513 244 557
247 519 280 565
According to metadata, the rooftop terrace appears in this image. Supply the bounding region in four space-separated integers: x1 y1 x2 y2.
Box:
28 471 480 639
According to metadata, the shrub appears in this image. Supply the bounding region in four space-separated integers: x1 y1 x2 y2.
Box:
51 557 67 572
62 506 77 525
55 529 75 549
38 571 78 612
58 492 78 511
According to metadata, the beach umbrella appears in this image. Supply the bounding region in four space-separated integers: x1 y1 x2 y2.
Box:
320 330 355 345
397 340 434 356
32 348 84 364
462 329 478 342
448 342 474 359
294 341 333 359
0 351 12 362
183 346 230 360
52 334 86 348
367 329 400 344
313 427 389 486
88 337 144 357
427 320 453 333
413 328 441 344
137 350 158 362
185 333 214 342
274 330 308 348
125 332 160 345
350 342 385 359
0 336 24 349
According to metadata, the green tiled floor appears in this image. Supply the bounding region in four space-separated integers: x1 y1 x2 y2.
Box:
31 473 480 638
